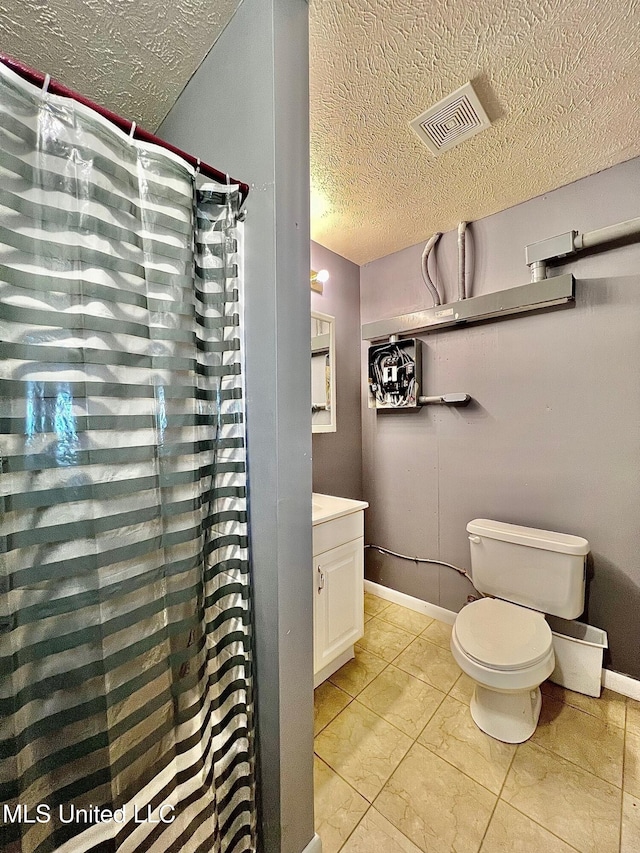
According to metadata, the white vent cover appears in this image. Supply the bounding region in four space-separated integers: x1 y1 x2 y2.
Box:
410 82 491 156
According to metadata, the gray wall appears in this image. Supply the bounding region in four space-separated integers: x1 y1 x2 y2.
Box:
361 157 640 680
311 241 363 500
158 2 314 852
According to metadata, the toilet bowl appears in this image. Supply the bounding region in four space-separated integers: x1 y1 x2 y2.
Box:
450 597 555 743
450 518 589 743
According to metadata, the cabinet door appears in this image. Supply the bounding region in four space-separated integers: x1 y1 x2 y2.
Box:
314 538 364 673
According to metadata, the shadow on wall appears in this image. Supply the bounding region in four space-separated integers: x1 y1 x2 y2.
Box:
589 554 640 677
572 275 640 309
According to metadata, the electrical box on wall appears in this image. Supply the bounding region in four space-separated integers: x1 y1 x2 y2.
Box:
368 339 422 409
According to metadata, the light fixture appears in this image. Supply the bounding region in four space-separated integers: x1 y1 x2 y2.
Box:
310 269 329 294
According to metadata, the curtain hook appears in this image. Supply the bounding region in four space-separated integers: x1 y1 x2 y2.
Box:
129 121 137 139
42 74 51 97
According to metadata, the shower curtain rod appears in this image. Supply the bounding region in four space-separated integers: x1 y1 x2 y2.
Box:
0 53 250 206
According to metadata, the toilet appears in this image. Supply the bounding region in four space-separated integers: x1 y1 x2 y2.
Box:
450 519 590 743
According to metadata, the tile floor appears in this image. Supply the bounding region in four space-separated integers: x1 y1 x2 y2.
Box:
313 592 640 853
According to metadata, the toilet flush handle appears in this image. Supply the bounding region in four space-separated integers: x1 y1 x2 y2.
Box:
468 535 481 544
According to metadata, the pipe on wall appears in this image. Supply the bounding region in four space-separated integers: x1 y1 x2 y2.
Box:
421 232 442 306
458 221 467 300
526 215 640 280
577 216 640 251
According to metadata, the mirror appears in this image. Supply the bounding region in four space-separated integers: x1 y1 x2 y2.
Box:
311 310 336 433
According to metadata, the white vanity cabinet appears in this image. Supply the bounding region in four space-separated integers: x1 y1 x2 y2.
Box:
312 494 368 687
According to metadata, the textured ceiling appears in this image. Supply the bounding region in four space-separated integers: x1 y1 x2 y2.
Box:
2 0 639 267
309 0 640 264
0 0 242 128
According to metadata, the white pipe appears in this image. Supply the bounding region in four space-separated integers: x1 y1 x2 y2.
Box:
418 393 470 406
457 221 467 300
575 217 640 251
421 232 442 307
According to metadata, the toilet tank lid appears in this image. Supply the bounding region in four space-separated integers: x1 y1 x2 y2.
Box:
467 519 590 556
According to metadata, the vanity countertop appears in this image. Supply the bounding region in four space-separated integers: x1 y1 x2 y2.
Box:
312 492 369 525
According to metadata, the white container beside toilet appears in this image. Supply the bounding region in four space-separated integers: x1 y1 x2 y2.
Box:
450 519 590 744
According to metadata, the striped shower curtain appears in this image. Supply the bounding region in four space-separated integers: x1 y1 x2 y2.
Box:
0 65 255 853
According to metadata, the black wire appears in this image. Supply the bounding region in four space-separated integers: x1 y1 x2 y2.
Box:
365 544 482 597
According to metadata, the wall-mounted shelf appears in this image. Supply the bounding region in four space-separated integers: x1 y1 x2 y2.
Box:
361 274 575 342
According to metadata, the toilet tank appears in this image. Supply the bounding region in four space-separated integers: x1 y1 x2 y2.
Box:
467 519 589 619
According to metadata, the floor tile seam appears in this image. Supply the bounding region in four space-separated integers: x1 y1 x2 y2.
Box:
314 690 417 781
355 634 422 667
359 683 447 744
370 634 463 693
567 697 627 731
353 641 394 667
366 612 405 628
493 799 584 853
446 672 467 698
625 722 640 742
346 695 422 747
543 683 631 720
359 616 418 650
313 751 369 802
347 651 394 687
391 658 457 693
376 611 433 636
336 803 372 853
328 682 356 701
390 657 440 689
542 693 627 733
312 751 374 808
332 700 418 803
364 601 392 618
418 620 452 635
390 633 461 679
316 682 355 703
626 699 640 737
619 722 627 852
322 747 411 810
414 691 474 743
435 691 467 710
478 743 520 850
313 693 355 737
413 632 454 654
530 735 624 791
357 658 444 695
417 638 451 652
367 798 426 853
411 736 503 800
357 639 415 665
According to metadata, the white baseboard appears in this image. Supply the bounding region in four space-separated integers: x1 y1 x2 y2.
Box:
364 579 456 625
301 832 322 853
602 668 640 701
365 579 640 701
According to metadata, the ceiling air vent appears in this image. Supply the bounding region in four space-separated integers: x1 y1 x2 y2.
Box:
409 82 491 156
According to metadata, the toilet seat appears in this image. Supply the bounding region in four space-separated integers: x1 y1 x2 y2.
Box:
455 597 553 671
